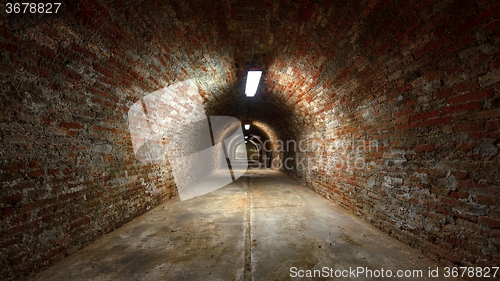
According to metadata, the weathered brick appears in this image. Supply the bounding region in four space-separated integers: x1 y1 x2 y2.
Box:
434 88 453 99
474 194 497 206
60 122 84 129
64 70 82 81
448 89 492 104
450 191 469 199
479 70 500 87
414 144 435 153
410 110 440 122
451 171 468 180
478 217 500 229
418 117 451 128
485 119 500 130
69 217 91 231
4 194 23 205
452 122 484 132
71 43 98 61
392 108 414 118
442 101 482 115
453 81 479 93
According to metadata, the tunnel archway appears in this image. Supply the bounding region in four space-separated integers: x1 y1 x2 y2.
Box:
2 0 499 279
234 141 259 160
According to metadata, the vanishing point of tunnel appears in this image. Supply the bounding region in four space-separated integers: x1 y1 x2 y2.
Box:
1 0 500 280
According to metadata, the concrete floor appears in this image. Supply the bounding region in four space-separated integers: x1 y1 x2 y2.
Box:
31 169 460 281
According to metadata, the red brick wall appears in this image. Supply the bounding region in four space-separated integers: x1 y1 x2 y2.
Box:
0 1 238 280
269 0 500 268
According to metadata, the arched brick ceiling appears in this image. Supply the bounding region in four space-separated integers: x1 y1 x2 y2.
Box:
6 0 495 140
1 0 362 140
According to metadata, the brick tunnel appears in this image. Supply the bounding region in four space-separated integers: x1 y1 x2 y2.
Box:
1 0 500 280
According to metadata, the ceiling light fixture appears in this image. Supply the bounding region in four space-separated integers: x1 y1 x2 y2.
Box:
245 70 262 97
244 124 250 130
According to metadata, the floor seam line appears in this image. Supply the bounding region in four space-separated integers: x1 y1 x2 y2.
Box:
244 176 252 281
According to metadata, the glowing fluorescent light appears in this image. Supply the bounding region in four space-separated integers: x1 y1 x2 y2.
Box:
245 71 262 97
245 141 248 143
244 124 250 130
245 136 248 139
